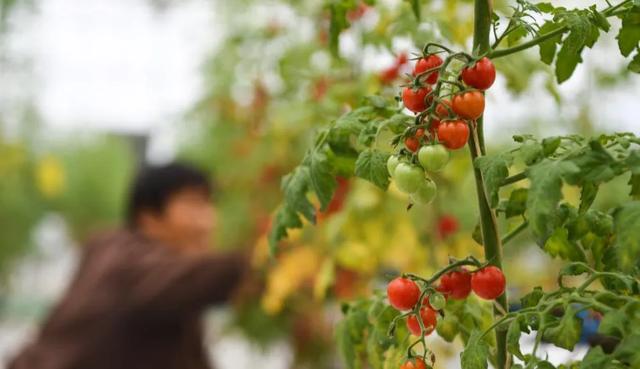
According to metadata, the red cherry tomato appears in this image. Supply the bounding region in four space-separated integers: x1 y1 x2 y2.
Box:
400 358 428 369
437 120 469 150
396 52 409 65
428 119 441 137
402 87 432 113
439 268 472 300
461 57 496 90
452 91 485 120
435 99 452 119
405 136 420 152
406 307 438 336
438 214 459 239
471 266 506 300
387 277 421 310
380 66 400 84
414 54 443 84
346 2 369 22
415 128 425 138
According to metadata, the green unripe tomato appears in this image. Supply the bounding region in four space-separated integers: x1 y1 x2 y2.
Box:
411 177 437 204
418 144 449 172
387 155 400 177
394 163 424 194
428 293 446 310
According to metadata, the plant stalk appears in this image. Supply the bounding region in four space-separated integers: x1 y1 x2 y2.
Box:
472 1 510 369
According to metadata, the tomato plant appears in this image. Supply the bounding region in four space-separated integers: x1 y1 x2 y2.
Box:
268 0 640 369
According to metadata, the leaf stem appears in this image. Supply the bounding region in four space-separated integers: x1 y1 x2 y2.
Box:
501 220 529 245
489 26 567 59
501 171 527 186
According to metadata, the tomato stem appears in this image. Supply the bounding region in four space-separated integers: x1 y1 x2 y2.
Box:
501 171 527 186
472 1 509 368
501 220 529 246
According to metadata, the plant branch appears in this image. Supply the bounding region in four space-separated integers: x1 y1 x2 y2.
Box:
489 26 566 59
501 171 527 186
488 0 632 59
501 220 529 245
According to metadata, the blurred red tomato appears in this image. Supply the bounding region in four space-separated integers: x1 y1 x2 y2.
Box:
438 214 459 239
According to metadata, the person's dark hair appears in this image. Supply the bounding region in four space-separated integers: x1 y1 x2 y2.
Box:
126 162 212 227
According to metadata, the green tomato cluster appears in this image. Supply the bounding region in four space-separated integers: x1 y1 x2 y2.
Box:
387 144 449 205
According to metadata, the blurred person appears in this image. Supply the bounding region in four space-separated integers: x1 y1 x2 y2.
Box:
9 163 249 369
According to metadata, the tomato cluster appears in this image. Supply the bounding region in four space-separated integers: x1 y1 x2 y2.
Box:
389 55 496 205
386 266 506 340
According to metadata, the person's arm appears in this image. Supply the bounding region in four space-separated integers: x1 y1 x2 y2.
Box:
126 246 249 316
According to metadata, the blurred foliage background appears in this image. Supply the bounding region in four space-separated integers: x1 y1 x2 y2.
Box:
0 0 638 368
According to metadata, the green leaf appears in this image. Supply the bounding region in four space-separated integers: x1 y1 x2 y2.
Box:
539 21 565 65
536 361 556 369
337 300 372 369
613 334 640 367
579 182 598 213
504 188 528 218
617 9 640 57
282 166 315 223
520 141 544 165
507 318 525 360
332 106 376 138
543 305 582 350
536 3 555 13
564 140 621 185
336 318 359 369
598 311 626 338
268 206 303 254
542 137 562 156
354 149 390 189
629 51 640 73
460 330 489 369
507 26 529 46
526 159 580 240
309 149 337 211
560 262 592 277
474 152 513 208
629 173 640 199
382 114 413 134
472 220 483 245
612 201 640 272
521 286 544 308
405 0 420 21
555 13 591 83
358 119 381 147
580 347 611 369
544 227 587 261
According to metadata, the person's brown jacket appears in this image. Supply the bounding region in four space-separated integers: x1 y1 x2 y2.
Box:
8 230 247 369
